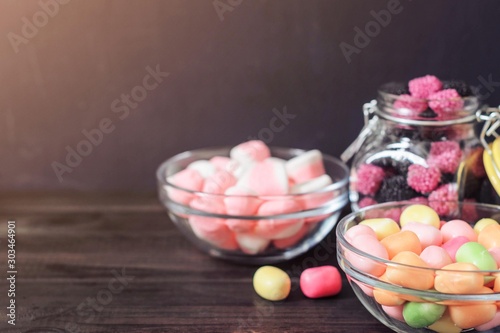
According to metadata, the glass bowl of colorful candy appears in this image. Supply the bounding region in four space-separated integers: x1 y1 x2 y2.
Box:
337 201 500 333
157 140 349 264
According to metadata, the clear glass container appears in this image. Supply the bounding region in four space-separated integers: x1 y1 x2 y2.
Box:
343 89 487 212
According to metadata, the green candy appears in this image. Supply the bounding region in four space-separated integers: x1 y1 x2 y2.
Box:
455 242 497 271
403 302 446 328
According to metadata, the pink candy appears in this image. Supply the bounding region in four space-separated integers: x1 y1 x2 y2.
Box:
402 222 442 248
224 186 261 216
167 169 204 205
202 170 237 195
285 150 326 184
254 200 304 239
420 245 452 269
166 140 332 254
238 158 289 195
346 234 388 277
441 219 477 243
230 140 271 164
441 236 469 261
300 266 342 299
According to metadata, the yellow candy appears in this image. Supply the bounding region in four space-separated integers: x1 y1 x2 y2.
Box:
359 218 400 241
253 266 291 301
474 218 499 234
400 205 440 229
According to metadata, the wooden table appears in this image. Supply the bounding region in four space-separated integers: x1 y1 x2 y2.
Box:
0 193 392 333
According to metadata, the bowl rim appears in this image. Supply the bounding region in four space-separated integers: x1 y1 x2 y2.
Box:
156 146 349 199
337 201 500 274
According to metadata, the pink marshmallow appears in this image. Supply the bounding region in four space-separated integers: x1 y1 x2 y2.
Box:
209 156 231 170
223 186 261 216
402 222 443 248
225 219 256 233
235 233 270 254
441 236 469 261
189 198 236 249
291 174 333 209
273 225 309 249
441 219 477 243
238 158 289 195
202 170 237 194
254 200 304 239
230 140 271 164
286 150 326 184
167 169 204 205
420 245 453 269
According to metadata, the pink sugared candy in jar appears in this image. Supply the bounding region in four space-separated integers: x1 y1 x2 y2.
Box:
165 140 334 255
344 203 500 331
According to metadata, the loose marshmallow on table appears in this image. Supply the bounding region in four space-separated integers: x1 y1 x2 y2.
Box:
238 158 289 195
167 168 204 205
285 150 325 184
230 140 271 164
187 160 217 178
254 200 304 239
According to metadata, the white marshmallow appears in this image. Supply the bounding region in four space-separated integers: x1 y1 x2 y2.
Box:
235 233 270 254
290 174 332 194
237 158 289 195
286 150 325 183
230 140 271 164
187 160 217 178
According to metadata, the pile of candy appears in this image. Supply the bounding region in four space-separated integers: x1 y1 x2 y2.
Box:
356 140 471 213
253 265 342 301
353 74 486 208
345 204 500 331
166 140 334 254
380 74 473 119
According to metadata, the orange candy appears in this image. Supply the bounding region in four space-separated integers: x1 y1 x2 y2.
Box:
380 230 422 259
478 224 500 250
385 251 434 290
434 262 484 294
449 299 496 329
373 274 406 306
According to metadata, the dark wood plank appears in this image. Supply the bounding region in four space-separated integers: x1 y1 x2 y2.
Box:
0 193 391 332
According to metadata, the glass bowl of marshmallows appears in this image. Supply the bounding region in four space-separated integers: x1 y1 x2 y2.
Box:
337 201 500 333
157 140 349 264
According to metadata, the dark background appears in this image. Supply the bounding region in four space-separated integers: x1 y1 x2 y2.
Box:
2 0 500 191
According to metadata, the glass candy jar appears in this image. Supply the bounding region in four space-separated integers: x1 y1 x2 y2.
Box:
343 85 488 213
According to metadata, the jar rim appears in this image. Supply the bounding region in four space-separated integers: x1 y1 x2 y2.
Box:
375 90 482 126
